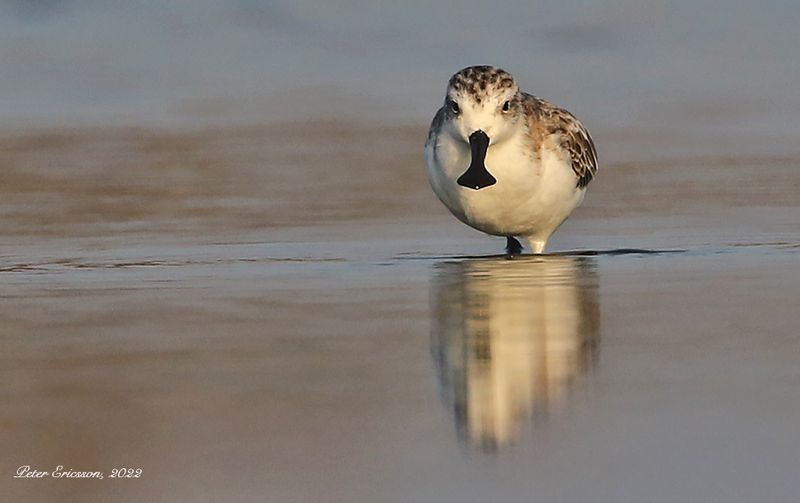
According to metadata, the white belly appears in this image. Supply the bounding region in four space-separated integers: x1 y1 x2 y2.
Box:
426 132 585 240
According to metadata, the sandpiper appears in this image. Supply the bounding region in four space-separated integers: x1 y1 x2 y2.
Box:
425 65 597 254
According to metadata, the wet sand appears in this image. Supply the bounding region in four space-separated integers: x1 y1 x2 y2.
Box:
1 119 799 502
3 1 800 500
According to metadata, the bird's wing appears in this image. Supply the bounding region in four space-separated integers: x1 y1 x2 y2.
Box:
523 94 598 188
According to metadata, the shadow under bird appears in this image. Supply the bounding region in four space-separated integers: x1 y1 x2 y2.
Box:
425 66 598 254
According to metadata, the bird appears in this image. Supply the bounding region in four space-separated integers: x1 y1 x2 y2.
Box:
424 65 598 254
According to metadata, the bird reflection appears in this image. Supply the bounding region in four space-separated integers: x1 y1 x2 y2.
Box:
430 257 600 451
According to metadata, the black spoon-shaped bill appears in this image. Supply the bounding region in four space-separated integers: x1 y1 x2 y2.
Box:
456 130 496 190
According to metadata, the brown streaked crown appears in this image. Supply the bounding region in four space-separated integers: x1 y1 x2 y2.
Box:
447 66 517 104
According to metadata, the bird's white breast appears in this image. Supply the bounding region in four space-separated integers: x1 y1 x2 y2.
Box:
426 130 584 238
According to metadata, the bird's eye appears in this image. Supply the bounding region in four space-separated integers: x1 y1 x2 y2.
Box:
502 100 511 112
449 100 460 115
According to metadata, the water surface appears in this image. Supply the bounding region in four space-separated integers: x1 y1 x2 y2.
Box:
2 1 800 501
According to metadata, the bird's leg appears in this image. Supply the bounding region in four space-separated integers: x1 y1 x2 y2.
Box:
505 236 523 255
528 239 547 254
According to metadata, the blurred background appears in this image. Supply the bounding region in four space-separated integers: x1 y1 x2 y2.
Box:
2 0 800 138
2 0 798 240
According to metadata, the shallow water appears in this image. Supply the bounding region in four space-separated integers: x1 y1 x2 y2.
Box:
3 231 799 502
1 122 799 503
3 134 800 501
3 1 800 501
1 123 800 503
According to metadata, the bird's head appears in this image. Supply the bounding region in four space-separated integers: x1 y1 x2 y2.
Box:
441 66 523 190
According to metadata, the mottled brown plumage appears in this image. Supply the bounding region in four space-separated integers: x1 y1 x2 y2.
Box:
432 66 598 189
520 93 598 188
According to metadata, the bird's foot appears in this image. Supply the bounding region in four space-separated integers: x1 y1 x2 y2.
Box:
505 237 523 256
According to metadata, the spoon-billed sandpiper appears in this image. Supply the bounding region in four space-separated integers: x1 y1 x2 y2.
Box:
425 65 597 254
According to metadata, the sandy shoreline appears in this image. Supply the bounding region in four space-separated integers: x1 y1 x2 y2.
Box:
3 0 800 500
1 119 799 502
1 122 798 242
